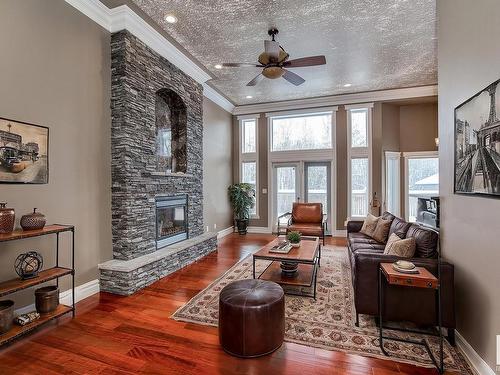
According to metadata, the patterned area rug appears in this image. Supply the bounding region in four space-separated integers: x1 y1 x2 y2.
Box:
172 246 472 374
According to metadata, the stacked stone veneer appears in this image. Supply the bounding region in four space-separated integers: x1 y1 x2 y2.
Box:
99 30 217 295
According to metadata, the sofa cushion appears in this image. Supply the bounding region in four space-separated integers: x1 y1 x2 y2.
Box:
350 242 385 253
389 217 412 238
384 233 416 258
382 211 396 222
406 224 438 258
348 232 382 245
371 217 392 243
360 214 379 237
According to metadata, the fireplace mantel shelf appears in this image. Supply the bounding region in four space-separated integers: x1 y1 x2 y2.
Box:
147 172 194 178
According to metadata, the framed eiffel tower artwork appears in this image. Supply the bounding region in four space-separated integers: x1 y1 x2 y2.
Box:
454 78 500 197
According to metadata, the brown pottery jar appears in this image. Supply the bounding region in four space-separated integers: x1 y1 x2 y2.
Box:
35 286 59 314
0 203 15 234
20 208 46 231
0 300 14 334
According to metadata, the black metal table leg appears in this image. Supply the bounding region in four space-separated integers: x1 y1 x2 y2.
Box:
56 232 60 288
71 228 75 317
378 268 388 356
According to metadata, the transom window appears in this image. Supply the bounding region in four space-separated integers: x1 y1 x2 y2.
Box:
242 119 256 153
270 113 333 152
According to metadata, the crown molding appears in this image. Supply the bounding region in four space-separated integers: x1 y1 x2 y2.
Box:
232 85 437 115
203 84 235 113
344 103 374 110
65 0 235 113
265 106 338 118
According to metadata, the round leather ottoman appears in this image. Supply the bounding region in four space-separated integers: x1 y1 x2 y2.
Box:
219 279 285 358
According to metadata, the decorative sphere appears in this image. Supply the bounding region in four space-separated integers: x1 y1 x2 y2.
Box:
14 251 43 279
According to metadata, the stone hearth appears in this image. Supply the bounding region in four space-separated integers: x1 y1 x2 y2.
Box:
99 30 217 295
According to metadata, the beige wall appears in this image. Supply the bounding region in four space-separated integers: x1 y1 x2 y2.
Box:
0 0 111 305
438 0 500 370
203 97 233 232
400 103 438 152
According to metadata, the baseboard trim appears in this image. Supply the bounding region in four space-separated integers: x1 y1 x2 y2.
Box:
217 226 234 239
247 226 273 234
456 330 495 375
332 230 347 237
14 279 100 316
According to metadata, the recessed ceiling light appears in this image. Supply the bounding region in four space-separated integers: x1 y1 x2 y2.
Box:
343 83 352 87
214 64 223 69
246 95 253 99
164 14 178 24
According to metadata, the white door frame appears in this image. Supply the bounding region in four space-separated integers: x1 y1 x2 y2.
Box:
403 151 439 221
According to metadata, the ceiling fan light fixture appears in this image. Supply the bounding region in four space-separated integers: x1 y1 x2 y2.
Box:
343 83 352 87
214 64 223 69
164 14 178 24
262 67 284 79
246 95 253 99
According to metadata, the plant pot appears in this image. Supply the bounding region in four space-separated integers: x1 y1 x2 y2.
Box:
0 300 14 334
35 286 59 314
290 241 301 248
235 219 249 235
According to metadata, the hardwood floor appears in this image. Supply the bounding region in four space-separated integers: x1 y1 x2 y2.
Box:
0 233 450 374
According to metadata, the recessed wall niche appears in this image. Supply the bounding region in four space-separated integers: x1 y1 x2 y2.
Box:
155 88 187 173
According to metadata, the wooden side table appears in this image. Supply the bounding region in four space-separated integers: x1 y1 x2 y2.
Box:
378 263 443 374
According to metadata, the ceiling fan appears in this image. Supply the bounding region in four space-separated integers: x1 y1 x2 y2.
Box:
221 28 326 87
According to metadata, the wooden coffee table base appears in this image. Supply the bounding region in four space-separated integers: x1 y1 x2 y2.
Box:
252 236 320 299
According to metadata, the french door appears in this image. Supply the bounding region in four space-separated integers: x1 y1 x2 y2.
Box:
272 161 332 234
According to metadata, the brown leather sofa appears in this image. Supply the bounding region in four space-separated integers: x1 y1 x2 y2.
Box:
347 212 456 345
278 202 327 245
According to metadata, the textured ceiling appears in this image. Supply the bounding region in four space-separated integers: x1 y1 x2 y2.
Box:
132 0 437 106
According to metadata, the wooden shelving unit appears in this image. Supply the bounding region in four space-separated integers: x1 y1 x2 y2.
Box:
0 224 74 347
0 305 73 346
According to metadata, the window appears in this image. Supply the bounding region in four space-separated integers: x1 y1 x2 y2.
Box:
270 113 332 151
346 104 373 218
238 115 259 217
242 119 256 153
350 109 368 147
351 158 369 217
241 162 256 187
404 152 439 222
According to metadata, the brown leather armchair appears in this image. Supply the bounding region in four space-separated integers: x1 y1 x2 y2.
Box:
278 202 327 245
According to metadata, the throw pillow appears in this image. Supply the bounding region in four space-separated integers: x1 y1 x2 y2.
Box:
371 217 392 243
384 233 416 258
360 214 379 237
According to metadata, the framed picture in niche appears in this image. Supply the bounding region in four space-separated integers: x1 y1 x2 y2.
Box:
0 117 49 184
454 78 500 197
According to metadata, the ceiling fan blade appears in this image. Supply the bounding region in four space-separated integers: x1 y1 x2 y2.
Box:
222 63 261 67
282 69 305 86
246 73 264 86
264 40 280 60
283 55 326 68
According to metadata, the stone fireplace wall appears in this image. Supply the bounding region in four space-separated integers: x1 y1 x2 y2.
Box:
110 30 204 261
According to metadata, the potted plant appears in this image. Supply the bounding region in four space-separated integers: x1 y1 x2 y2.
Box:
228 183 255 235
287 231 302 247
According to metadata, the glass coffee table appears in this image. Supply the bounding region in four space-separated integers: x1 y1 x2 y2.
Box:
252 236 320 299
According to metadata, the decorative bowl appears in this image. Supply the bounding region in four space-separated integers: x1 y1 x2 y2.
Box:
20 208 46 231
